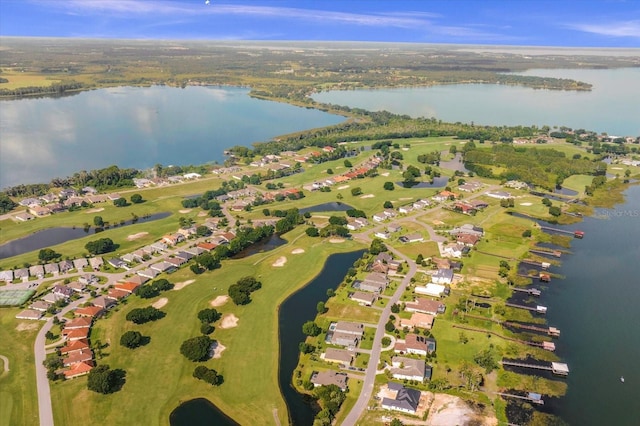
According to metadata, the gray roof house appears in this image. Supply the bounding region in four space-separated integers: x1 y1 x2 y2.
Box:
381 382 422 414
330 331 360 348
29 265 45 278
310 370 348 391
390 356 431 381
73 258 89 270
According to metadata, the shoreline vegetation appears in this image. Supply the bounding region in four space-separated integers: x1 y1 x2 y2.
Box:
1 40 639 426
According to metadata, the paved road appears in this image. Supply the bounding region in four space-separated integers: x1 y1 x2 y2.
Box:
342 245 417 426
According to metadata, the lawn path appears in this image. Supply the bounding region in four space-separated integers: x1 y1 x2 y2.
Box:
0 354 8 373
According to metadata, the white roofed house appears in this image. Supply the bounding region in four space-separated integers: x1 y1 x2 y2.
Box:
73 258 89 271
350 291 377 306
88 257 103 271
391 356 431 381
29 265 45 278
357 272 388 293
0 270 14 283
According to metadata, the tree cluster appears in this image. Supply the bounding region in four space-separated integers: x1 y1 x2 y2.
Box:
312 384 347 426
180 335 213 362
87 364 126 394
125 306 165 324
193 365 223 386
120 330 145 349
85 237 116 255
135 279 174 299
228 276 262 305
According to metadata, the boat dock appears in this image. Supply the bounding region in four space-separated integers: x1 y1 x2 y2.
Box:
530 249 562 258
513 287 542 296
496 392 544 405
502 360 569 376
506 302 547 314
464 313 560 337
540 226 585 239
452 324 555 350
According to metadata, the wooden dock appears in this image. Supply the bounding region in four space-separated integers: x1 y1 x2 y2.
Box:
530 249 562 258
496 392 544 405
540 226 585 239
464 313 560 337
506 302 547 314
452 324 554 350
513 287 542 296
502 360 569 376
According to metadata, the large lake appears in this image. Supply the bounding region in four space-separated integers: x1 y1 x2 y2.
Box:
313 67 640 137
0 86 344 188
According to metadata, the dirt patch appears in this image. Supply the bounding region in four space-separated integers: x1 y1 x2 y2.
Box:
360 194 375 198
329 238 345 243
16 322 39 331
85 208 104 214
292 248 305 254
337 185 350 190
178 209 192 214
211 341 226 359
272 256 287 267
219 314 239 329
381 172 390 177
520 202 533 206
173 279 195 290
426 393 493 426
432 220 445 225
210 295 229 307
399 197 413 200
197 211 208 217
126 232 149 241
152 297 168 309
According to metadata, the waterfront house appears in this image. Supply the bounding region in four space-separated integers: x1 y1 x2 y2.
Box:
381 382 421 414
357 272 388 293
29 265 45 278
334 321 364 337
330 331 360 348
44 263 60 275
350 291 377 306
322 348 353 366
0 270 13 283
88 257 103 271
73 258 89 270
58 260 74 274
310 370 348 391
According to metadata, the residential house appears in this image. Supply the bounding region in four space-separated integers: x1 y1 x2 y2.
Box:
399 233 424 243
381 382 422 414
19 197 41 207
63 328 90 342
13 268 29 281
78 274 98 285
14 212 35 222
44 263 60 275
176 251 195 261
150 261 174 273
197 242 217 251
63 349 94 367
29 265 45 278
126 275 148 285
310 370 348 391
0 270 13 282
67 281 87 293
431 269 454 285
399 312 435 330
115 282 141 294
107 288 130 301
405 298 446 315
52 285 74 299
58 260 74 274
108 258 127 269
486 190 512 199
330 331 359 348
63 317 92 330
458 181 483 192
150 242 168 252
166 257 186 268
63 362 93 379
74 306 104 318
416 283 446 298
322 348 353 366
138 268 159 279
60 339 90 355
391 356 431 381
358 272 388 293
88 257 103 271
29 301 52 312
388 223 402 233
334 321 364 337
162 233 185 246
442 242 466 258
73 258 89 270
15 309 44 320
350 291 377 306
394 334 436 356
374 231 390 240
85 195 108 204
92 296 116 310
398 205 413 214
456 233 480 246
29 205 51 217
346 220 364 231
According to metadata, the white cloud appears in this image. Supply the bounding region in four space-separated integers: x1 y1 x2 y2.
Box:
566 20 640 38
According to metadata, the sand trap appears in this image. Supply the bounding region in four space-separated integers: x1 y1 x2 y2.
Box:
337 185 350 190
210 295 229 307
178 209 192 213
329 238 345 243
272 256 287 267
173 279 195 290
197 211 208 217
152 297 168 309
399 197 412 200
520 202 533 206
381 172 390 177
432 220 445 225
611 167 624 170
292 248 305 254
85 208 104 213
219 314 239 329
360 194 375 198
126 232 149 241
211 341 226 359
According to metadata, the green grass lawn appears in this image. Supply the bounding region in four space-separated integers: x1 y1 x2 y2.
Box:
0 308 41 426
49 229 364 426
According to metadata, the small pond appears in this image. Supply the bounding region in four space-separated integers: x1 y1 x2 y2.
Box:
230 234 287 259
395 176 449 189
0 212 171 259
298 202 354 214
169 398 239 426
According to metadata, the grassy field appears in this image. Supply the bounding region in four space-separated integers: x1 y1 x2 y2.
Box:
49 228 363 426
0 70 60 90
0 308 40 426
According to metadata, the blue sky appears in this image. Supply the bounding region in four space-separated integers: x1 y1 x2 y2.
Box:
1 0 639 47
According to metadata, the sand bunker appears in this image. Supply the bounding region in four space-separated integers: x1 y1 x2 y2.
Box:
219 314 239 329
126 232 148 241
337 185 350 190
210 295 229 307
211 341 226 359
399 197 412 200
520 202 533 206
381 172 390 177
360 194 375 198
292 248 305 254
329 238 345 243
173 279 195 290
272 256 287 267
152 297 168 309
178 209 192 213
85 208 104 214
198 211 208 217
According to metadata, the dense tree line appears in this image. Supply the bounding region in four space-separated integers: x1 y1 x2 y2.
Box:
0 193 18 213
0 81 84 98
312 384 347 426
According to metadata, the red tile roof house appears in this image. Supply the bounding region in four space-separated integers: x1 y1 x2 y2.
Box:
115 282 141 294
74 305 104 318
197 242 217 252
63 361 93 379
60 339 90 355
107 288 130 301
63 349 94 367
63 317 92 330
405 298 446 316
64 328 90 342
